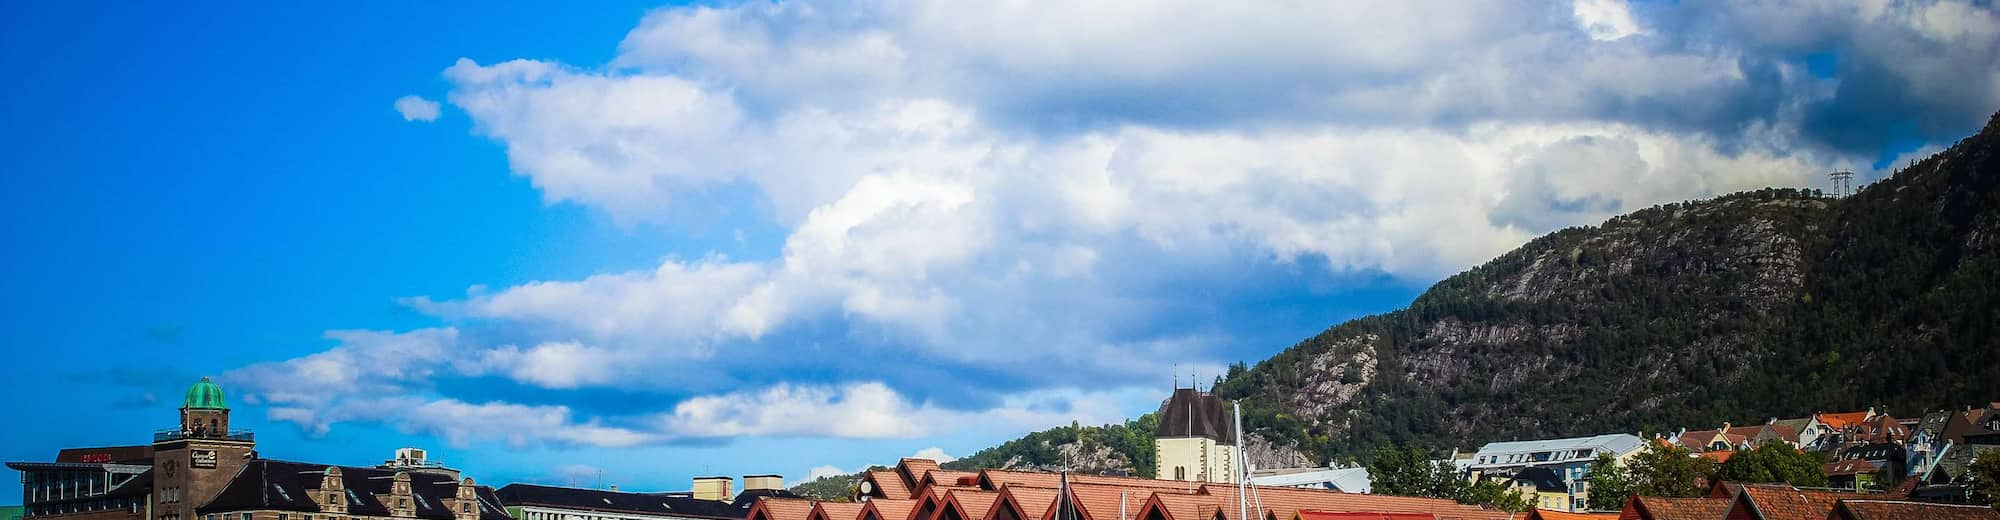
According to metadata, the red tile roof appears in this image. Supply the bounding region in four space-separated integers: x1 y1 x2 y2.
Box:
751 498 821 520
988 487 1063 520
1815 412 1870 431
1618 496 1730 520
1727 485 1853 520
1201 485 1509 520
1296 513 1438 520
1523 511 1615 520
938 490 1002 520
869 470 916 500
1820 460 1878 477
863 500 920 520
813 502 869 520
1830 499 2000 520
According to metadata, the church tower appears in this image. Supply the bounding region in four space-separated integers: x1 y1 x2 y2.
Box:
1152 386 1240 484
153 378 256 520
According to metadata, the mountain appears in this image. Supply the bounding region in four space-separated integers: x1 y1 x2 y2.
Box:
959 111 2000 473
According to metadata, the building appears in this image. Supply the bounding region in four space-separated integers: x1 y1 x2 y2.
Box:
493 481 771 520
7 378 511 520
1465 434 1643 514
1153 388 1239 484
1245 467 1370 494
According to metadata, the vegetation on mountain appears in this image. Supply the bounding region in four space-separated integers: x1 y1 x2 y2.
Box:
789 470 870 502
943 414 1159 477
1211 112 2000 465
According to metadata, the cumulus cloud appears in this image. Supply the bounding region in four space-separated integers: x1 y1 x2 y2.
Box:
909 447 956 463
395 95 442 122
225 0 1998 449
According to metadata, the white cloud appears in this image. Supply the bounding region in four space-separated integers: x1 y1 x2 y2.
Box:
909 447 956 463
394 95 442 122
222 0 1999 450
1573 0 1646 40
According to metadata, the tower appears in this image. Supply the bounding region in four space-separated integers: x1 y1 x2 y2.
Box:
1829 170 1855 197
153 378 256 520
1152 385 1240 483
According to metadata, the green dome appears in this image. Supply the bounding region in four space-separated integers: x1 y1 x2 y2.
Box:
183 377 227 410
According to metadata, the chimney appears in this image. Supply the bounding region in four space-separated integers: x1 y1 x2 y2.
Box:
692 476 733 501
1722 422 1732 431
743 475 784 492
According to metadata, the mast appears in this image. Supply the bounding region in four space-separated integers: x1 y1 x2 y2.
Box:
1235 400 1246 520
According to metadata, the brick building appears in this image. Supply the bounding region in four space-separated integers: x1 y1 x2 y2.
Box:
8 378 510 520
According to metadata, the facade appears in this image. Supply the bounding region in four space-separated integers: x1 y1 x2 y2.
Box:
1152 388 1239 484
7 378 509 520
1245 467 1370 494
1466 434 1643 514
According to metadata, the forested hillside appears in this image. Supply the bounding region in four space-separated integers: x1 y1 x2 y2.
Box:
1213 111 2000 464
950 111 2000 472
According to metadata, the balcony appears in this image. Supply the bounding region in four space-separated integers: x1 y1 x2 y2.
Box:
154 428 254 443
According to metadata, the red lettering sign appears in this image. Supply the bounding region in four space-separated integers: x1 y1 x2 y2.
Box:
78 454 112 463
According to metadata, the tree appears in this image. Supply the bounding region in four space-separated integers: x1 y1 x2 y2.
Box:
1624 443 1716 498
1972 449 2000 509
1585 453 1635 511
1457 478 1530 513
1715 444 1827 487
1367 446 1437 497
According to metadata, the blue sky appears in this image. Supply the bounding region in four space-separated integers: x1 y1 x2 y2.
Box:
3 0 1997 501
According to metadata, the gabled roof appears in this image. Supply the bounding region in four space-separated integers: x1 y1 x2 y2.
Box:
1724 484 1871 520
1620 496 1730 520
1927 444 2000 484
925 471 983 489
497 483 742 520
1046 483 1186 520
1157 388 1236 443
901 459 944 490
1814 412 1870 431
748 498 820 520
810 501 868 520
201 459 510 520
861 500 920 520
867 470 915 500
987 486 1061 520
1822 459 1879 477
1200 485 1508 520
1523 511 1614 520
1830 499 2000 519
937 490 1002 520
1135 491 1224 520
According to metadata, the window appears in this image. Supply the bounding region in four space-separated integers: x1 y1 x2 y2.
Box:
281 514 290 520
463 504 473 513
243 513 254 520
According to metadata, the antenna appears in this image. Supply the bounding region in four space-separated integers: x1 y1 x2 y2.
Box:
1173 363 1179 390
1235 400 1246 520
1829 170 1855 197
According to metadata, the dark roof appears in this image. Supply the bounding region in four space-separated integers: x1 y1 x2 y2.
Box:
1156 389 1235 443
1929 444 2000 484
1510 467 1566 492
496 483 742 520
56 445 154 464
197 459 509 520
1838 443 1902 462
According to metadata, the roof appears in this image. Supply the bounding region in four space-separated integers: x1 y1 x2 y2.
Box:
749 498 820 520
1725 485 1865 520
988 486 1062 520
868 470 915 500
1830 499 2000 520
54 445 154 464
202 459 510 520
862 500 920 520
939 490 1003 520
1622 496 1730 520
497 483 744 520
1294 512 1435 520
1138 491 1225 520
1928 444 2000 483
926 471 983 488
185 377 228 410
1822 459 1879 477
1815 412 1870 430
1523 511 1615 520
901 459 944 489
1248 468 1371 494
1697 451 1732 463
1471 434 1645 468
1200 485 1509 520
1157 388 1236 443
811 502 868 520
